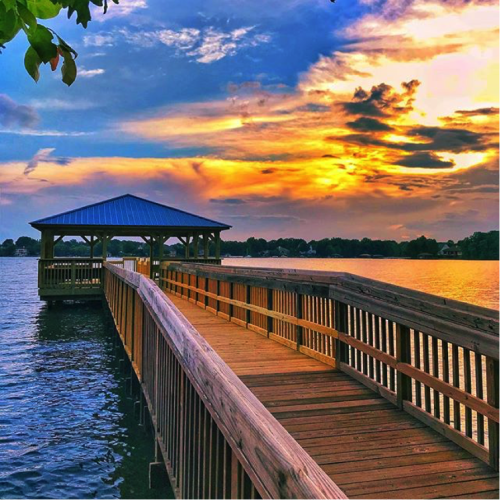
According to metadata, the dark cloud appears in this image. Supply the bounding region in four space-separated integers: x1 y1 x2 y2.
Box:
24 148 73 176
455 107 499 116
209 198 246 204
295 103 331 113
0 94 39 129
334 125 492 155
406 126 490 153
347 117 394 132
393 152 455 169
261 168 275 174
341 80 420 117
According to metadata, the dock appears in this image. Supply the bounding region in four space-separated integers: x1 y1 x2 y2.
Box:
30 195 499 498
99 259 499 498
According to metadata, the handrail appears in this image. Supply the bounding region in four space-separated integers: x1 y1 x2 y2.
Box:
164 263 498 357
38 258 104 294
161 262 500 470
103 262 346 499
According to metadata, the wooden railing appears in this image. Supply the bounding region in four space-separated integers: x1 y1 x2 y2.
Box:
103 262 345 499
38 258 103 297
161 262 500 470
110 257 138 272
135 257 222 279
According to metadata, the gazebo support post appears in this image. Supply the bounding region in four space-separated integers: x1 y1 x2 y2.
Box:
158 236 165 261
82 235 96 259
215 232 221 260
193 233 199 259
41 230 55 259
90 235 95 259
184 235 191 260
149 237 155 279
203 233 209 259
102 235 109 261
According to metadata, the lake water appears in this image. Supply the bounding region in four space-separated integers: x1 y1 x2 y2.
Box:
223 258 499 310
0 258 174 499
0 257 497 499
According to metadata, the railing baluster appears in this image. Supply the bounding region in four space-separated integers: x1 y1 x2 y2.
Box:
413 330 422 408
464 348 473 437
452 344 461 431
486 356 499 470
475 353 485 445
422 333 431 413
432 336 441 419
388 321 396 392
442 340 450 425
396 324 412 409
374 316 381 383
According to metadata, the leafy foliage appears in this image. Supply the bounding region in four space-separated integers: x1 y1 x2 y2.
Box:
0 0 117 85
2 231 498 260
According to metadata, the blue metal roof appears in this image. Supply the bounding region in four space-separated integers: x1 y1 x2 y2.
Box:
30 194 231 229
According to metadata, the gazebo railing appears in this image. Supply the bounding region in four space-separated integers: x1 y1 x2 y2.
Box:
38 258 104 296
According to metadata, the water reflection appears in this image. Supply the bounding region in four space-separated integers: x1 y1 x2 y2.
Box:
0 259 173 499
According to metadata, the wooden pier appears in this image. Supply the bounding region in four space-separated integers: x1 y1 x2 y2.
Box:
97 260 499 499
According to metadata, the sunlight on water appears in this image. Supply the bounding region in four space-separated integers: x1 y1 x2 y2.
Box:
223 258 499 310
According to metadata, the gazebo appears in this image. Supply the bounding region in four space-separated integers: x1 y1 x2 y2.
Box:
31 194 231 299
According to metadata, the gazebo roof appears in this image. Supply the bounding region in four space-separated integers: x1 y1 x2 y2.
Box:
30 194 231 231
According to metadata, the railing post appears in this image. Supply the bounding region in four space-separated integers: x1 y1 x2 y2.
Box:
396 324 412 409
335 301 348 366
246 285 251 326
229 282 234 320
486 356 499 470
71 260 76 291
216 279 220 315
296 293 303 350
267 288 273 338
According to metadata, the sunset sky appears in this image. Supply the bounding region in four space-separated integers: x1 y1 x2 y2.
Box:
0 0 498 241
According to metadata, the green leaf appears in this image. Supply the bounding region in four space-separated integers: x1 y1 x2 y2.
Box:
17 4 37 35
0 3 21 45
63 0 92 28
24 46 42 82
27 24 57 63
3 0 17 11
60 48 76 86
26 0 62 20
55 34 77 56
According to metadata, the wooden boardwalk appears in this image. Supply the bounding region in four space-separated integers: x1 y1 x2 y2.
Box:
169 295 499 499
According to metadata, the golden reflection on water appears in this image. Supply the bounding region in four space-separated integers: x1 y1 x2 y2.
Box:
223 258 499 310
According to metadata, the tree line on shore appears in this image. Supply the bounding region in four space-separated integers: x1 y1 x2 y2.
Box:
1 230 498 260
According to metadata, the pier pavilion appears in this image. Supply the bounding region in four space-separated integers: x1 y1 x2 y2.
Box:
29 195 499 498
30 193 230 299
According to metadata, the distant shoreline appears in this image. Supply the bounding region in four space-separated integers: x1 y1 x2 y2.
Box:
2 255 499 262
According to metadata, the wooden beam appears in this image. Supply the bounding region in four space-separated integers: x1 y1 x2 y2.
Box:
203 233 209 258
215 232 221 260
102 234 109 261
40 230 54 259
193 233 199 259
53 235 64 246
486 356 499 469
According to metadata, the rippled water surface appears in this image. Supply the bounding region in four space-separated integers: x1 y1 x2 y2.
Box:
223 258 499 310
0 258 174 499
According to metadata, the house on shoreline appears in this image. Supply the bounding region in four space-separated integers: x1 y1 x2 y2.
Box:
438 242 463 258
